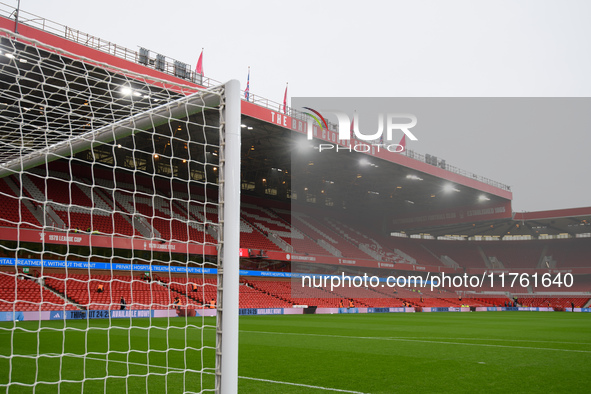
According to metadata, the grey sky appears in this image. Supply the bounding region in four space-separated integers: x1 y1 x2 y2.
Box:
15 0 591 212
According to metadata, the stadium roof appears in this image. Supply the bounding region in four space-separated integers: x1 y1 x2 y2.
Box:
238 115 512 214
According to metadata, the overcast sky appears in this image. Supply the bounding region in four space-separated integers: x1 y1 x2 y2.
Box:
15 0 591 212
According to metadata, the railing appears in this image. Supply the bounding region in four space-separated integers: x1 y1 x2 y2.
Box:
0 1 511 192
43 204 65 231
270 233 293 253
0 2 221 88
359 244 384 261
404 149 511 191
317 239 342 257
394 249 417 265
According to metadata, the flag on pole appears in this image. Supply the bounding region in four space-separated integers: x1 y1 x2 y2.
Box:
196 49 204 75
244 67 250 100
282 83 288 114
399 134 406 152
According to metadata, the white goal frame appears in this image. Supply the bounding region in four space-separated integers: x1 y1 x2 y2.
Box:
216 80 241 394
0 27 240 393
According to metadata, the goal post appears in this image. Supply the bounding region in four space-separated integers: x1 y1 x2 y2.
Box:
0 28 240 393
217 79 241 394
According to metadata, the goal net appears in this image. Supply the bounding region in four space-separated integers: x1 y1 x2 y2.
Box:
0 28 240 393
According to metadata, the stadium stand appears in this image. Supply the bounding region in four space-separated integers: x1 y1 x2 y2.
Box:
421 240 487 269
545 238 591 268
479 242 545 269
0 271 78 311
1 163 590 311
43 273 195 310
0 176 40 229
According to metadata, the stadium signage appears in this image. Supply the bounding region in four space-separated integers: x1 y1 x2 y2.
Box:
270 111 289 127
112 310 151 318
50 311 64 320
239 308 284 315
46 234 83 243
466 206 506 217
368 308 391 313
58 310 153 320
290 255 317 262
146 242 176 250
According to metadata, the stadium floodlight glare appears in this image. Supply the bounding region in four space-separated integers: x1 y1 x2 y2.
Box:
120 86 133 95
443 183 460 193
406 174 423 181
479 194 491 201
296 136 315 152
360 158 379 167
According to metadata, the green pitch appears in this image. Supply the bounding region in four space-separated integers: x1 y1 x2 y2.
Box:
1 312 590 393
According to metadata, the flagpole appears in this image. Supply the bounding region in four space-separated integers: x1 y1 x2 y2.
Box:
283 82 288 114
245 66 250 101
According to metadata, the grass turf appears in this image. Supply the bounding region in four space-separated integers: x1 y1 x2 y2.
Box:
0 312 590 393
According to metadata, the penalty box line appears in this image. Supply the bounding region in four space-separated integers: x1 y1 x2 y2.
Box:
241 330 591 354
22 353 368 394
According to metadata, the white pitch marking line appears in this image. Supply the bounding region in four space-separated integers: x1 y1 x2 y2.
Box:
237 375 368 394
241 330 591 354
377 336 591 346
33 353 368 394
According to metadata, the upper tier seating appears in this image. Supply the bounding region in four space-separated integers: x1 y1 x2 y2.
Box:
2 164 590 272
